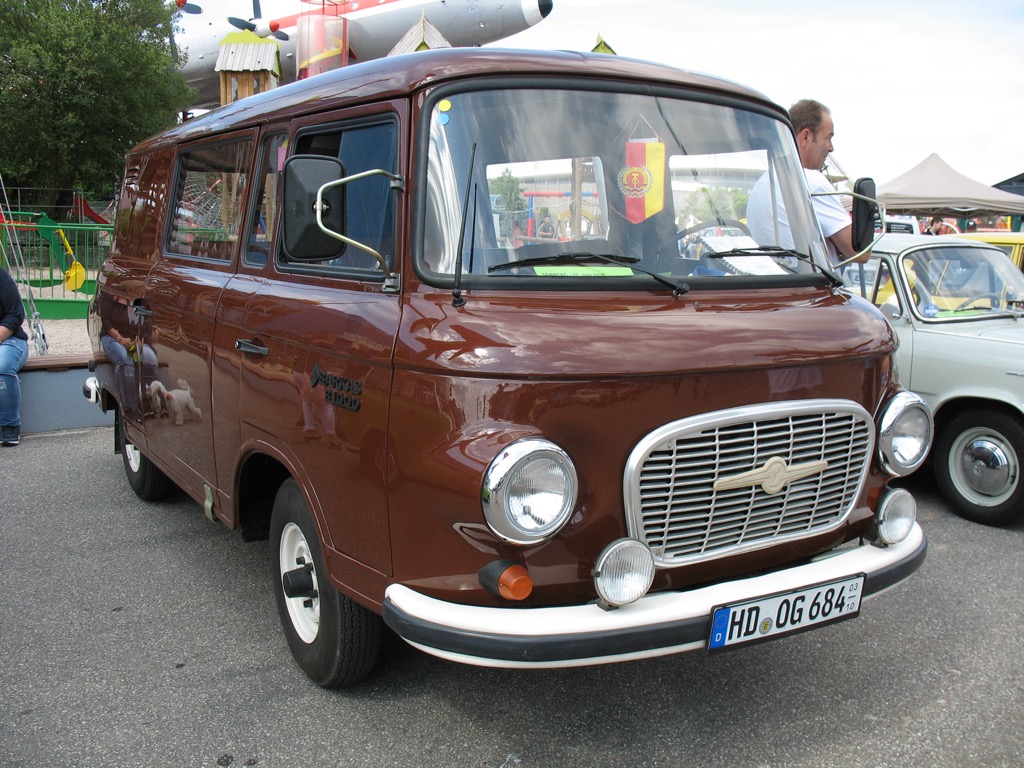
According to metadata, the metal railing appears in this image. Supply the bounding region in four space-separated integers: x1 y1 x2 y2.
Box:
0 211 112 305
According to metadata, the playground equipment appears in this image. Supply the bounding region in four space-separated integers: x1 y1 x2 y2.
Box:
73 194 110 225
0 191 112 322
38 218 87 291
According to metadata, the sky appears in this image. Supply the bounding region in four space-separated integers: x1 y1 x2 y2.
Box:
492 0 1024 187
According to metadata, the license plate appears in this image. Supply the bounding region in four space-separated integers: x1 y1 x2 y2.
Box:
707 574 865 652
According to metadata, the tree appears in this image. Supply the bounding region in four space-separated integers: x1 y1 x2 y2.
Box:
684 186 748 223
0 0 192 209
489 167 527 236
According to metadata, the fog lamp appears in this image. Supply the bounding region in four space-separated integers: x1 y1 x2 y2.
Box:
876 487 917 545
593 538 655 608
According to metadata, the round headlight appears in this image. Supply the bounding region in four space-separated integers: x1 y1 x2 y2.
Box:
879 391 933 476
593 538 655 607
876 487 917 545
482 438 578 544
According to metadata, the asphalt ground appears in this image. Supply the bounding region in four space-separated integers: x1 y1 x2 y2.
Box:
2 427 1023 768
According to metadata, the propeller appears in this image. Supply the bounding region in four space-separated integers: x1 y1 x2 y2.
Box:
228 0 289 41
175 0 203 14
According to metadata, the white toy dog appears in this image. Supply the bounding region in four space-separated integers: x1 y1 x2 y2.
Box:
146 379 202 426
145 380 169 418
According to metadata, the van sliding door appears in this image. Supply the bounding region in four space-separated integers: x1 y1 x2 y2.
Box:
139 133 255 503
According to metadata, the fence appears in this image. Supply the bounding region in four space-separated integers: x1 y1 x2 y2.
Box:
0 211 113 319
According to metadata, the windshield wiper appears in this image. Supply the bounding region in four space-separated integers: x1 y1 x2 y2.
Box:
489 252 690 297
705 245 843 287
951 304 1018 316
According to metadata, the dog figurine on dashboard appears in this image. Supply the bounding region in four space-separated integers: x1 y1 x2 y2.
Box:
146 379 202 426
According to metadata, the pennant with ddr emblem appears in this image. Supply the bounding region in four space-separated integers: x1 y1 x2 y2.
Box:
618 139 665 224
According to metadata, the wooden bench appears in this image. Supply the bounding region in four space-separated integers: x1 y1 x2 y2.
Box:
22 353 93 373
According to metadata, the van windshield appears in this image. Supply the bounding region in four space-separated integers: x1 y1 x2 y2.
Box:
419 85 830 288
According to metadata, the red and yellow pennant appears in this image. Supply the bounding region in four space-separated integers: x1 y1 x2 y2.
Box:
618 139 665 223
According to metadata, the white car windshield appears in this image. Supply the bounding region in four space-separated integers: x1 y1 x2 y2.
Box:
419 85 830 289
850 244 1024 320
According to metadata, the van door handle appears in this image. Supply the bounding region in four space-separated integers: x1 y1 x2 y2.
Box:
235 339 269 356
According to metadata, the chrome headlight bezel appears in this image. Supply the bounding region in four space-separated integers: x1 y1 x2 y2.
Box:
481 437 578 545
878 391 933 476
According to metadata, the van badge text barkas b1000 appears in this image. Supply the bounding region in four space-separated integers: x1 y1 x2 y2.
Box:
310 363 362 412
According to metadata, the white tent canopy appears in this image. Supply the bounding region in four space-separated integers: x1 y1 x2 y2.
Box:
877 153 1024 215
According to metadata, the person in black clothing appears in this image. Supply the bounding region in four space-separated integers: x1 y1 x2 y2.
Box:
0 267 29 446
537 215 555 239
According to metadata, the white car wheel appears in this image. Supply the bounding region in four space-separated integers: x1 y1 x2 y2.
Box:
935 409 1024 527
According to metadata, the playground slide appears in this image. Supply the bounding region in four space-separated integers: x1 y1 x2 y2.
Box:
73 196 109 225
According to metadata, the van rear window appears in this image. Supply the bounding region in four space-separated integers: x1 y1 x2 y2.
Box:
166 138 254 262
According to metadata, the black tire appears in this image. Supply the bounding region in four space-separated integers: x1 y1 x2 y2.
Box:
117 409 175 501
270 479 382 688
934 408 1024 526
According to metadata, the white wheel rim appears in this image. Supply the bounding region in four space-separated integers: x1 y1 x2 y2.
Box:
125 440 142 473
280 522 320 643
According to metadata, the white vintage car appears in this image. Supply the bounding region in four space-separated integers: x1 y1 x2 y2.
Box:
843 234 1024 526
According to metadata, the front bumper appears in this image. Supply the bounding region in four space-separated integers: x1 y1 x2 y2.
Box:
383 523 926 668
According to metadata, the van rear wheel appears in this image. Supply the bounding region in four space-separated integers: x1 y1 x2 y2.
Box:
118 409 175 501
270 479 382 688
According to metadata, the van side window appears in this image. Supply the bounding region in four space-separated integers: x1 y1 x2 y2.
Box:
289 120 397 273
167 138 254 261
244 133 287 267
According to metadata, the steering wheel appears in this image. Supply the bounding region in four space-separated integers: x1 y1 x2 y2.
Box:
955 293 1001 312
656 218 751 257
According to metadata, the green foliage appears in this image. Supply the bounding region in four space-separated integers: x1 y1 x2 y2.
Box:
489 167 527 234
684 186 750 222
0 0 192 204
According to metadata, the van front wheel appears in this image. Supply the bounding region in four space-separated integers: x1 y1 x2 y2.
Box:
270 479 382 688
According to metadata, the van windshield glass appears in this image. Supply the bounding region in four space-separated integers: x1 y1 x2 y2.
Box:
420 87 828 286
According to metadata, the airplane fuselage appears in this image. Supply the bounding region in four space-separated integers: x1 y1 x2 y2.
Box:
179 0 553 107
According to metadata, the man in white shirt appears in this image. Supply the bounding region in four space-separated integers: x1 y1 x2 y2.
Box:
747 99 865 265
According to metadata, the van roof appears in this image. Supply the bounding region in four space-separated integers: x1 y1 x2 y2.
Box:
137 47 781 152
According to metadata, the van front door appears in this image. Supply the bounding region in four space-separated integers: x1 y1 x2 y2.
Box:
234 112 403 575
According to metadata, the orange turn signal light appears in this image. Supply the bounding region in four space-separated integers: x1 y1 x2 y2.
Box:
496 564 533 601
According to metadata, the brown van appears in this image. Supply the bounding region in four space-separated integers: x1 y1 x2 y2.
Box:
86 48 931 688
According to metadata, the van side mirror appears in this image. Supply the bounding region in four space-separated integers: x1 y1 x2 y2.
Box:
282 155 347 262
851 177 878 253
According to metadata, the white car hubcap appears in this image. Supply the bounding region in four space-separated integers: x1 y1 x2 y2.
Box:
951 427 1018 506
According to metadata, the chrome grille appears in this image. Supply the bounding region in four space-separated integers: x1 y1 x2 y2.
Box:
624 400 873 567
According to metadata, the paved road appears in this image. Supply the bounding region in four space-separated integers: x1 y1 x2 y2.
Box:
3 427 1023 768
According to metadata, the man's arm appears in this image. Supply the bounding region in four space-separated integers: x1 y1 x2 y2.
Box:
807 183 869 265
829 224 869 264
